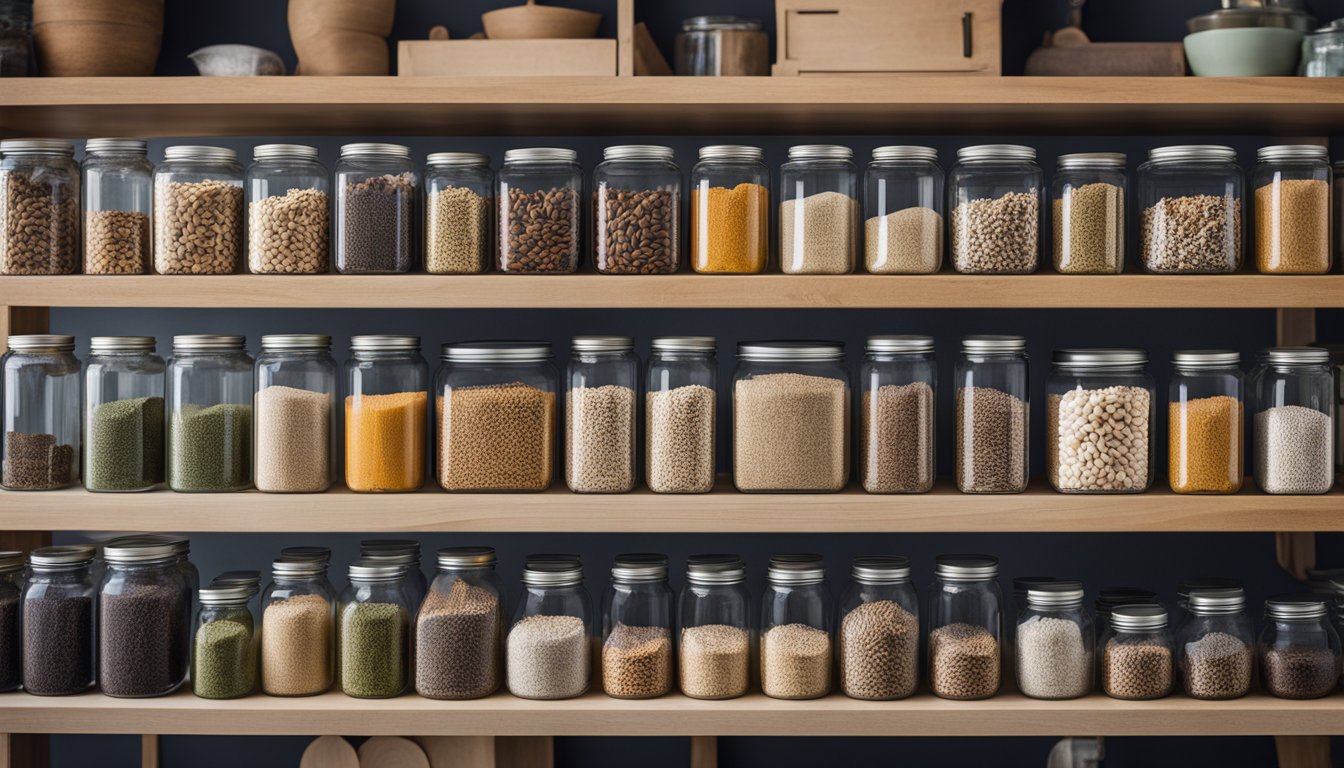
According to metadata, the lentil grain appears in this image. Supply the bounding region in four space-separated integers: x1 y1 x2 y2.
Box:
169 403 251 491
339 601 407 698
427 186 490 274
415 579 500 699
761 623 831 699
3 431 75 490
1053 182 1124 273
860 381 934 493
1261 645 1339 698
954 387 1027 493
839 600 918 700
679 624 749 699
193 617 255 699
602 624 673 698
1182 631 1251 699
86 396 164 491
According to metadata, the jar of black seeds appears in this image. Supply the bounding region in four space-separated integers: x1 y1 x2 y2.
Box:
84 336 165 493
2 334 80 491
334 143 417 274
22 545 96 696
1259 594 1341 699
193 584 256 699
99 539 192 697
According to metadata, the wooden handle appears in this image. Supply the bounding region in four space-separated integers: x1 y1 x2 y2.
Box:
429 25 449 40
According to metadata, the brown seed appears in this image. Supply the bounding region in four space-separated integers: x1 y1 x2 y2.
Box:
839 600 918 700
154 179 243 275
929 622 1000 699
595 184 678 274
602 624 672 699
84 210 150 274
1 169 77 275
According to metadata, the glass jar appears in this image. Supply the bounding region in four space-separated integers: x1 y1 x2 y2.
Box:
780 145 858 274
1046 349 1155 494
860 335 935 494
838 555 919 701
82 138 153 275
1260 595 1341 699
674 16 768 76
1137 145 1243 274
153 146 244 275
84 336 164 492
22 545 96 695
567 336 638 493
1101 605 1174 700
436 341 557 492
360 539 428 609
0 139 77 275
1094 587 1159 641
108 534 199 598
507 556 593 700
210 570 262 620
602 554 674 699
3 335 79 490
1052 153 1126 274
261 557 336 697
1169 350 1243 494
0 551 20 693
99 540 192 698
678 554 750 700
338 560 412 699
0 0 34 76
954 335 1029 494
344 335 428 493
1251 347 1335 494
254 334 337 493
497 148 581 274
646 336 717 494
334 143 416 274
949 144 1041 274
1175 577 1242 632
1177 588 1254 700
192 585 256 699
863 146 944 274
594 145 680 275
1253 145 1331 275
760 554 832 700
733 341 850 492
928 554 1002 700
166 335 253 492
424 152 492 275
690 145 769 274
1016 581 1093 700
416 546 503 700
247 144 330 275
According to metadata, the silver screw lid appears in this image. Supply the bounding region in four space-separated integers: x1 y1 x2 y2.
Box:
683 16 761 31
441 340 552 363
866 335 934 354
1263 346 1330 365
0 550 24 572
1189 588 1246 615
1266 594 1328 621
698 145 762 162
253 144 320 161
957 144 1036 162
850 555 910 584
436 546 497 569
279 546 330 564
361 552 418 568
1 138 75 154
651 336 715 352
522 555 584 586
1026 580 1085 607
934 554 998 581
872 146 937 162
272 558 328 578
341 143 411 159
1256 145 1329 163
211 570 261 592
28 545 94 568
504 148 577 164
426 152 490 167
766 553 825 585
685 554 745 585
961 335 1026 353
611 553 669 583
7 334 75 352
104 541 180 564
1052 348 1148 369
173 334 245 351
347 558 406 582
1177 576 1241 599
350 335 420 352
737 340 844 362
572 335 634 353
85 138 147 155
1110 604 1168 631
603 145 675 162
90 336 156 352
1172 350 1240 369
107 534 189 560
198 584 255 606
787 144 853 161
164 145 237 163
261 334 331 351
1147 145 1237 164
1057 152 1126 169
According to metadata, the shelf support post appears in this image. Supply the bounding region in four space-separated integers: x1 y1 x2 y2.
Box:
690 736 718 768
140 736 159 768
1273 308 1318 581
1275 736 1331 768
495 737 553 768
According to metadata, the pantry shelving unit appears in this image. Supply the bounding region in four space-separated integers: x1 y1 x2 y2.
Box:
0 75 1339 768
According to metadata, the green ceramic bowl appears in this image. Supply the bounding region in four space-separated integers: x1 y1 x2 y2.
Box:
1184 27 1303 76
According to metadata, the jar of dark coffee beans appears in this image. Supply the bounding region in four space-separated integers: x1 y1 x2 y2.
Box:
1016 581 1093 700
646 337 716 494
593 145 680 274
335 143 417 274
1177 588 1254 700
678 555 750 700
99 539 192 697
838 556 919 701
1259 595 1341 699
497 148 581 274
424 153 492 274
415 547 503 700
84 336 165 493
254 334 337 493
247 144 330 275
760 554 833 700
338 559 413 699
166 335 254 492
2 335 80 491
22 545 96 696
954 336 1029 494
860 335 936 494
0 139 78 275
82 139 153 275
193 584 256 699
1137 145 1243 274
507 556 593 700
1101 605 1173 700
153 146 244 275
567 336 638 494
948 145 1042 274
928 554 1002 700
601 554 675 699
0 551 22 693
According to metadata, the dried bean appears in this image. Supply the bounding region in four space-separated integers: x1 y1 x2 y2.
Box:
595 185 678 274
501 186 578 273
249 188 329 274
1 169 77 275
154 180 243 274
84 210 150 274
951 192 1039 274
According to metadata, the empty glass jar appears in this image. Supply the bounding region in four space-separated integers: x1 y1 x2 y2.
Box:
22 545 96 696
567 336 638 493
1169 350 1243 494
838 556 919 700
675 16 768 75
949 145 1041 274
646 337 716 494
497 148 581 274
860 335 935 494
760 554 833 700
507 556 593 700
247 144 330 275
344 336 427 493
3 334 80 490
602 554 674 699
954 335 1029 494
1016 581 1093 700
84 336 164 492
166 335 253 492
690 145 769 274
678 554 750 700
254 334 337 493
0 138 77 275
1178 588 1254 700
779 145 858 274
153 146 244 275
1137 145 1242 274
335 143 416 274
1052 153 1126 274
261 557 336 697
863 146 943 274
928 554 1002 700
415 546 504 700
424 152 492 275
1259 595 1341 699
1046 349 1155 494
99 540 192 698
338 559 412 699
1253 144 1331 275
82 138 152 275
1250 347 1335 494
192 584 256 699
594 145 680 275
1101 605 1173 700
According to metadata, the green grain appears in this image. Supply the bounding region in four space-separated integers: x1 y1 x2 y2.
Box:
192 617 255 699
87 396 164 491
169 403 251 491
339 601 406 698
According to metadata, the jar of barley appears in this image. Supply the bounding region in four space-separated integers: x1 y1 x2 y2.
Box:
1046 349 1155 494
247 144 329 274
948 145 1042 274
82 138 152 275
678 554 750 700
927 554 1002 700
760 554 833 700
862 146 943 274
1052 152 1126 274
424 152 492 274
838 556 919 700
153 146 244 275
1177 588 1253 700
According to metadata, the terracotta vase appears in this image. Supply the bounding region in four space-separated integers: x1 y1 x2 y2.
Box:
289 0 395 75
33 0 163 76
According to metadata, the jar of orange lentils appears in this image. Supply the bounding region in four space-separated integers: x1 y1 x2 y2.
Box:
344 335 428 492
690 145 769 274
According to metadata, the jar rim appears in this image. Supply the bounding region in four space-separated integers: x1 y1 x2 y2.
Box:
1110 604 1168 630
1012 576 1057 594
272 558 328 577
341 142 411 159
164 145 237 163
1261 346 1329 365
85 138 147 155
960 335 1025 353
261 334 331 351
427 152 490 168
253 143 320 161
767 553 825 585
1 138 75 155
279 546 330 564
1026 580 1085 606
199 585 255 606
441 340 552 362
850 555 910 584
173 334 245 352
1172 349 1241 368
1266 593 1328 620
611 553 668 582
1189 588 1245 614
210 570 261 591
652 336 715 352
504 147 577 164
104 543 180 564
787 144 852 161
737 340 844 362
523 555 584 586
683 15 760 30
1177 576 1241 597
686 554 745 584
7 334 75 352
957 144 1036 162
934 553 998 580
90 336 156 352
572 335 634 353
1146 145 1236 164
0 550 24 572
436 546 497 569
28 545 94 568
348 558 406 581
1052 348 1147 368
1057 152 1126 169
350 335 420 352
866 335 934 354
108 534 189 556
872 145 937 162
698 145 762 162
603 145 675 162
1256 144 1329 163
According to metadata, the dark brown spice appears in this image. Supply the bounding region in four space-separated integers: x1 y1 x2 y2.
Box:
100 581 189 697
1261 645 1339 699
22 595 93 695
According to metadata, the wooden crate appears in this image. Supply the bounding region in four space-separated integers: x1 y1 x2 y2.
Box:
398 39 616 76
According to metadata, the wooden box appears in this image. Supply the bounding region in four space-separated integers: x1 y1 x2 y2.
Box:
398 39 616 76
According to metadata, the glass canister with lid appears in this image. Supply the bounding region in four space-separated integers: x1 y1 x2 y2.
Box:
1046 349 1155 494
254 334 337 493
84 336 164 492
497 148 581 274
1250 347 1334 494
949 144 1042 274
3 334 80 491
760 554 833 700
0 138 78 275
1094 587 1159 640
690 145 769 274
675 16 769 75
22 545 96 695
424 152 492 275
360 539 428 608
1052 152 1126 274
779 144 858 274
678 554 750 700
1175 576 1242 632
99 539 192 697
109 534 199 599
192 584 256 699
1101 605 1174 700
863 146 943 274
153 145 244 275
602 554 675 699
246 144 330 275
416 546 504 700
860 335 935 494
344 335 428 493
82 138 152 275
646 336 716 494
334 143 416 274
1137 145 1243 274
166 335 253 492
1177 588 1254 700
261 557 335 697
838 555 919 701
507 556 593 700
566 336 638 493
0 551 19 692
928 554 1002 700
594 145 680 275
338 559 412 699
954 335 1029 494
1260 594 1341 699
1169 350 1243 494
1016 581 1093 700
1253 144 1331 275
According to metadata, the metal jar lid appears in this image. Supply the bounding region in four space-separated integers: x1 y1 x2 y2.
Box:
173 334 245 351
935 554 998 581
1177 576 1241 598
1172 350 1240 369
652 336 715 353
522 556 584 586
436 546 497 569
1147 145 1237 164
1266 594 1328 620
261 334 331 351
441 340 551 363
361 552 418 570
612 553 669 583
90 336 156 352
1026 580 1085 607
960 335 1026 354
1110 604 1168 631
1189 588 1246 615
253 144 320 161
737 340 844 362
850 555 911 584
867 335 934 354
1057 152 1126 169
347 559 406 582
279 545 331 564
957 144 1036 162
683 15 761 31
164 145 237 163
198 584 255 606
686 554 745 585
85 138 147 155
104 541 181 564
0 138 75 155
272 558 327 578
1263 346 1329 365
504 148 577 164
211 570 262 592
1256 144 1329 163
1052 348 1147 369
603 145 675 162
7 334 75 352
108 534 189 557
0 551 24 572
341 143 411 159
28 545 94 568
1012 575 1058 597
767 553 826 585
698 145 762 162
872 146 937 162
572 335 634 353
787 144 853 161
350 335 420 352
426 152 490 167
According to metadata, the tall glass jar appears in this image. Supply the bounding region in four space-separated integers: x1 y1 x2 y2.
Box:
82 138 152 275
1101 605 1173 700
497 148 581 274
594 145 680 275
567 336 638 493
344 335 427 493
646 336 716 494
3 334 79 490
507 556 593 700
261 557 336 697
1169 350 1243 494
860 335 935 494
192 585 256 699
1253 145 1331 275
247 144 330 275
1052 153 1126 274
602 554 674 699
153 146 244 275
780 145 858 274
1138 145 1243 274
863 146 943 274
0 138 77 275
954 335 1029 494
338 560 411 698
678 554 750 700
1016 581 1093 700
360 539 427 609
254 334 337 493
424 152 492 275
949 145 1041 274
166 335 253 492
334 143 416 274
99 541 192 698
1251 347 1335 494
690 145 768 274
1260 595 1341 699
84 336 164 492
415 546 503 700
22 545 96 695
733 341 850 492
1046 349 1155 494
838 555 918 701
928 554 1002 700
760 554 832 700
436 341 557 492
1177 588 1254 700
0 551 19 693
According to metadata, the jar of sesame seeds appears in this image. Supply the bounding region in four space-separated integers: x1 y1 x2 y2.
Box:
601 554 674 699
1177 588 1254 700
1100 605 1173 700
415 547 503 700
1250 347 1335 495
1015 581 1093 700
334 143 417 274
838 556 919 701
760 554 833 700
261 557 336 697
678 555 750 700
507 556 593 700
927 554 1002 700
859 335 936 494
1052 153 1126 274
1046 349 1155 494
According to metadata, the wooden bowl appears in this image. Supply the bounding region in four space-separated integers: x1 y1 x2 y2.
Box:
33 0 162 76
482 0 601 39
289 0 393 75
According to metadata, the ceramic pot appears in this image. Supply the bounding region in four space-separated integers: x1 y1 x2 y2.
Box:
289 0 394 75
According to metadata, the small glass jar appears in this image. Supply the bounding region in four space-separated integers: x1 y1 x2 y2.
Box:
254 334 337 493
675 16 768 76
360 539 428 609
1094 587 1159 641
838 556 919 701
1250 347 1335 494
99 540 192 698
594 145 680 275
1260 595 1341 699
1137 145 1243 274
690 145 769 274
567 336 638 493
261 557 336 697
1052 153 1126 275
0 139 77 275
602 554 674 699
416 547 503 700
166 335 253 492
507 556 593 700
247 144 330 275
949 144 1041 274
22 545 96 696
82 138 152 275
1101 605 1174 700
863 146 943 274
436 341 557 492
954 336 1029 494
678 554 750 700
860 335 935 494
1046 349 1155 494
1169 350 1243 494
334 143 416 274
344 336 428 493
1253 145 1332 275
84 336 164 492
3 335 79 490
733 341 850 492
780 145 858 275
497 148 581 274
153 146 244 275
646 336 717 494
1016 581 1093 700
0 551 20 693
760 554 833 700
1177 588 1254 700
928 554 1002 700
338 560 411 699
192 585 256 700
424 152 492 275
